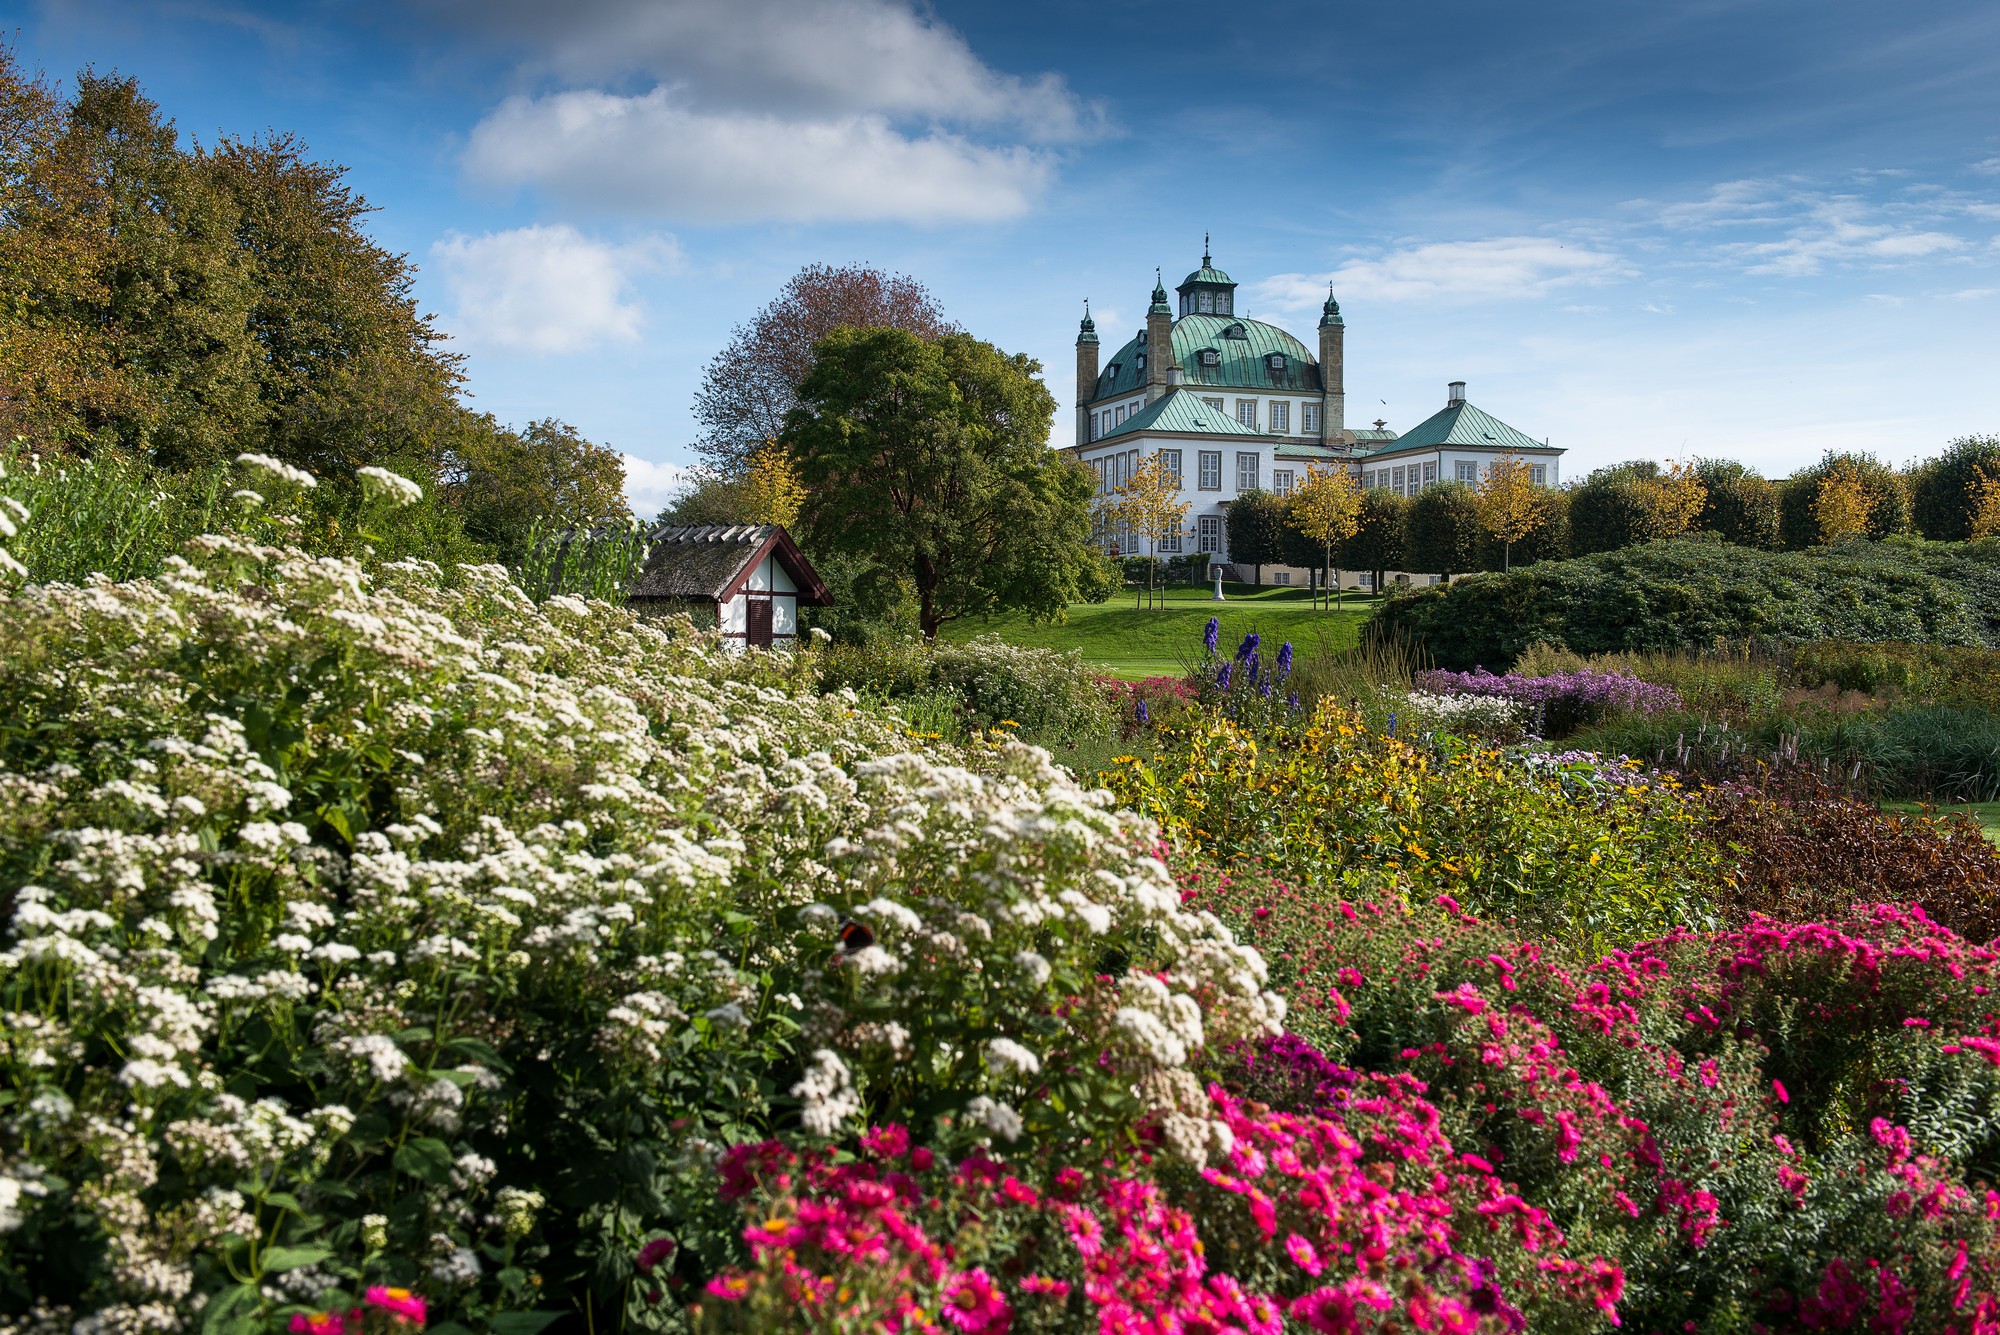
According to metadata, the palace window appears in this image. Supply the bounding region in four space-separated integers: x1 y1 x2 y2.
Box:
1217 292 1233 315
1223 322 1247 340
1273 469 1295 497
1198 515 1222 553
1235 399 1257 429
1422 462 1438 487
1198 451 1222 490
1269 401 1290 434
1531 464 1548 486
1159 449 1183 486
1160 530 1182 554
1456 461 1478 483
1198 291 1215 313
1114 406 1126 426
1392 466 1406 494
1268 354 1287 376
1236 452 1260 491
1302 403 1320 435
1202 397 1224 412
1198 349 1220 368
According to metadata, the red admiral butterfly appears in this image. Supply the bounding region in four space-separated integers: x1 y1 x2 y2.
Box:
836 918 875 955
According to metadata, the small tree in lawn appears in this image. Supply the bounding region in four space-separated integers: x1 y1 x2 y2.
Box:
1101 452 1190 610
1288 463 1362 608
743 439 806 528
1813 458 1877 544
1473 450 1540 572
1226 489 1287 586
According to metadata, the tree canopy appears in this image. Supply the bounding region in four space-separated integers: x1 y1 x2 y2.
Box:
1224 489 1287 584
784 327 1095 641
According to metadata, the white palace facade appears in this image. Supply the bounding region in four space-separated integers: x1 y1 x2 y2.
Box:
1068 246 1564 580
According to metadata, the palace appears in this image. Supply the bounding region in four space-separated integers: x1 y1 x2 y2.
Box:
1070 245 1563 576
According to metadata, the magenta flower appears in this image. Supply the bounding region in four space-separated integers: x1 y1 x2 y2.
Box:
635 1236 676 1275
361 1288 426 1327
941 1268 1010 1333
1284 1232 1325 1277
288 1313 345 1335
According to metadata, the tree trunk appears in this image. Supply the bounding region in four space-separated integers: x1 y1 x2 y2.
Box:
917 553 940 641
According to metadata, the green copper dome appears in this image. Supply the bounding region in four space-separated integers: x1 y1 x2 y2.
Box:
1092 313 1320 399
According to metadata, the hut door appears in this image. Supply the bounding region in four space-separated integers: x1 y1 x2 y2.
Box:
745 596 773 648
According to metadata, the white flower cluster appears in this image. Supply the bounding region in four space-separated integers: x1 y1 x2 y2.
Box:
1395 689 1528 738
233 453 318 491
0 534 1282 1326
356 466 423 508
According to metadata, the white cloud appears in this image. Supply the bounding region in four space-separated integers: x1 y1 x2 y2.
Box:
1973 158 2000 175
1251 237 1629 309
620 454 689 518
453 0 1089 225
1945 288 1999 301
430 225 676 354
464 90 1052 223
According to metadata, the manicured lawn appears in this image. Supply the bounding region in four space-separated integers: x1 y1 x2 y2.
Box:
1884 799 2000 846
942 582 1378 679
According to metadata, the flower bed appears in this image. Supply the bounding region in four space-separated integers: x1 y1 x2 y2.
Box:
1414 668 1684 737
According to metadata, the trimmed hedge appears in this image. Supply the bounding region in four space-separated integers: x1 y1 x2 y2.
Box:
1370 535 2000 670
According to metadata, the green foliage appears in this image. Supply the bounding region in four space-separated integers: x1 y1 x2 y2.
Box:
786 327 1097 641
1372 536 2000 671
1403 481 1484 576
443 417 630 565
1909 435 2000 542
1338 487 1408 586
1778 451 1911 548
516 517 652 603
0 443 488 584
1566 461 1658 556
1222 488 1286 580
1691 458 1780 548
816 634 1115 748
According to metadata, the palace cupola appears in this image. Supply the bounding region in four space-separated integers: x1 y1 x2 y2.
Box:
1175 234 1237 316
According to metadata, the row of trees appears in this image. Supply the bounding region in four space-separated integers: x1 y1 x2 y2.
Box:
0 48 630 562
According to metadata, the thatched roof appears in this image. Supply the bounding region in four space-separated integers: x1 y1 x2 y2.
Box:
627 524 831 605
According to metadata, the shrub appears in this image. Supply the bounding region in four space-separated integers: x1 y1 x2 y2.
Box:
1698 772 2000 942
817 635 1114 747
1692 458 1781 549
1785 639 2000 711
1183 878 2000 1333
1370 537 2000 671
1403 481 1483 577
1778 451 1911 549
0 539 1277 1332
1412 667 1683 737
1514 640 1784 715
1909 436 2000 543
1101 701 1724 945
1392 689 1528 740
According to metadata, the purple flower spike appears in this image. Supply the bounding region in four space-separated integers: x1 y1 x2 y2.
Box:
1234 632 1261 663
1203 617 1220 655
1217 661 1232 690
1134 698 1150 725
1277 642 1293 677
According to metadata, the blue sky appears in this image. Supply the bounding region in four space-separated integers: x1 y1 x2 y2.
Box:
15 0 2000 511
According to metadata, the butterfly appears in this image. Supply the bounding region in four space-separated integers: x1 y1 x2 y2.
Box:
836 918 875 955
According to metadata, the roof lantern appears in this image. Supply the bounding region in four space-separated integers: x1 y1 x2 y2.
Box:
1319 283 1344 329
1077 300 1097 344
1148 269 1172 316
1448 380 1467 405
1176 234 1238 316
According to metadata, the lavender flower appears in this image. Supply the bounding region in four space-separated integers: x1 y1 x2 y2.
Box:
1411 668 1682 735
1216 662 1232 690
1134 698 1150 726
1247 653 1260 686
1260 681 1272 699
1203 617 1220 656
1234 632 1260 664
1277 642 1293 677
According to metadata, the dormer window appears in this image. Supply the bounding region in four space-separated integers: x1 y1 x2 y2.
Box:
1216 292 1232 315
1197 348 1221 368
1222 322 1247 340
1136 353 1147 373
1268 353 1287 374
1106 363 1121 380
1198 292 1215 313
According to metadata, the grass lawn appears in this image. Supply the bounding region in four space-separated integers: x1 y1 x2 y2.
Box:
1884 799 2000 846
941 582 1378 679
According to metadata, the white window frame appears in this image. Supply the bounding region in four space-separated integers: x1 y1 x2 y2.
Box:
1236 452 1260 492
1270 401 1290 434
1530 464 1547 486
1272 571 1291 586
1273 469 1295 497
1456 460 1478 484
1392 466 1406 495
1235 399 1257 429
1302 402 1320 435
1202 396 1224 411
1422 462 1438 488
1197 515 1222 554
1198 291 1215 313
1216 292 1232 315
1197 450 1222 490
1159 449 1183 487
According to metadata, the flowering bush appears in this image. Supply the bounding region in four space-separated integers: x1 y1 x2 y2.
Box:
1413 669 1683 738
1392 690 1529 741
816 635 1115 746
0 537 1278 1332
689 1086 1623 1335
1103 701 1723 944
1188 871 2000 1332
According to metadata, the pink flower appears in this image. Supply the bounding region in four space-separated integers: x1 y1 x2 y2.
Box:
861 1124 911 1159
704 1274 752 1302
1019 1275 1071 1300
1284 1232 1325 1277
635 1236 677 1275
941 1269 1010 1334
1772 1079 1788 1104
289 1313 345 1335
362 1288 427 1327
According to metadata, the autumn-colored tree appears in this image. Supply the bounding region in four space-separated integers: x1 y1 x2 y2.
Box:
693 264 956 472
1812 459 1878 545
1472 451 1541 572
743 441 806 529
1968 470 2000 541
1100 451 1191 609
1632 461 1707 542
1288 464 1363 607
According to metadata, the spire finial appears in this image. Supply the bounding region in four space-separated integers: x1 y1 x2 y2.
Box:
1203 232 1211 266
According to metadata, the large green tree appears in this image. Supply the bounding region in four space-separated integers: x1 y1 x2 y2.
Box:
1341 489 1409 595
442 417 630 564
1692 458 1780 548
1224 488 1287 585
1909 436 2000 542
785 327 1094 641
1405 482 1485 579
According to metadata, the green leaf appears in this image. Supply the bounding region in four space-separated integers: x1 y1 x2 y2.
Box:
489 1313 564 1335
200 1283 262 1335
261 1244 335 1273
393 1136 454 1183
